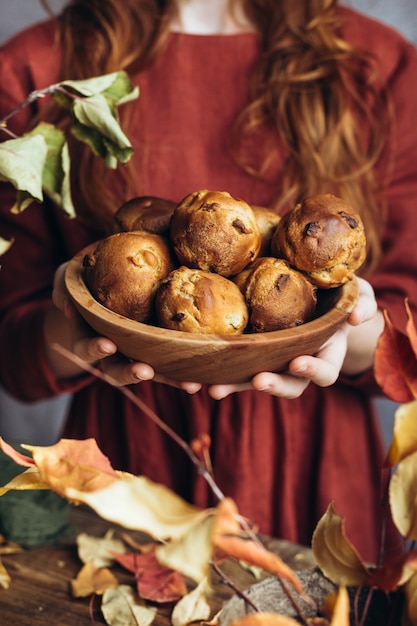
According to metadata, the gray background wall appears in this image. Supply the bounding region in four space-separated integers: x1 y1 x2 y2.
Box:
0 0 415 445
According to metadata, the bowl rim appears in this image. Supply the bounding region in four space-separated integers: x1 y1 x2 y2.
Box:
65 242 359 347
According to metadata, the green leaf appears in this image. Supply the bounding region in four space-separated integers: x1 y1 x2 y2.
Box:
0 135 47 208
71 95 134 163
25 122 75 217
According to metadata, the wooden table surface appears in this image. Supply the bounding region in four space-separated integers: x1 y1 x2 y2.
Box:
0 504 315 626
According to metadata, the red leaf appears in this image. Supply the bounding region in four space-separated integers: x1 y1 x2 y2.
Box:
374 310 417 402
113 550 187 603
0 438 35 467
364 550 417 591
406 299 417 358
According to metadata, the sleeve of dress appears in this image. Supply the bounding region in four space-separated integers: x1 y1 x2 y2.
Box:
341 38 417 394
0 38 93 402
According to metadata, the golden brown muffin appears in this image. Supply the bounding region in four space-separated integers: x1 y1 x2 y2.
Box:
114 196 177 235
156 266 249 334
270 194 366 288
170 190 261 277
251 205 281 256
234 257 317 332
83 231 176 322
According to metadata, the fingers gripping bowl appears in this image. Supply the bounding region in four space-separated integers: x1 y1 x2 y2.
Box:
65 244 359 384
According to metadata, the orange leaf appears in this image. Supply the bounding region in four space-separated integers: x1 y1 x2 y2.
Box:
70 561 118 597
211 498 303 595
374 310 417 402
113 550 187 603
21 438 119 497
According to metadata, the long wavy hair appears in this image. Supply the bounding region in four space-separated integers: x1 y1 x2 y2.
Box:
44 0 391 275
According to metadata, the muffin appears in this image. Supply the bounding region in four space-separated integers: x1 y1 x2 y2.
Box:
83 231 176 322
251 205 281 256
114 196 176 235
170 190 261 277
271 194 366 288
234 257 317 332
156 266 249 334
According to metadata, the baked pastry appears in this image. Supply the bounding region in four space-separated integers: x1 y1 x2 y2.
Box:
251 205 281 256
156 266 249 334
234 257 317 332
83 231 175 322
114 196 176 235
270 194 366 288
170 190 261 276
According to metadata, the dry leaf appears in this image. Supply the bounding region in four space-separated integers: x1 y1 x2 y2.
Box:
113 550 187 603
386 400 417 467
0 466 50 496
404 571 417 626
322 586 350 626
374 310 417 402
171 578 212 626
0 535 23 555
406 299 417 358
70 561 118 597
77 531 128 567
311 503 369 586
228 613 301 626
0 556 11 589
101 584 157 626
389 451 417 540
364 550 417 590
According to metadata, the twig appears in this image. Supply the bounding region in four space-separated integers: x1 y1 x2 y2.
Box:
52 343 225 502
209 560 260 613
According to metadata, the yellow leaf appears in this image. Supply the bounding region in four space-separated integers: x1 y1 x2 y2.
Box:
66 473 211 541
311 503 369 586
171 578 212 626
70 561 118 597
404 571 417 626
386 400 417 467
77 531 127 567
0 466 50 496
0 556 11 589
389 451 417 540
101 584 157 626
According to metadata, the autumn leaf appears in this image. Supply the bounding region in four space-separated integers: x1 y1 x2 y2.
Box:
311 503 369 586
363 550 417 590
71 561 118 597
374 309 417 402
404 571 417 626
113 550 187 603
228 613 301 626
0 236 14 256
389 451 417 541
406 299 417 358
77 530 128 568
171 578 212 626
0 466 50 496
0 557 11 590
321 586 350 626
101 584 157 626
386 400 417 467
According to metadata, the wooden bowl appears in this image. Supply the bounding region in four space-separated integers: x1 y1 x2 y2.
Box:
65 244 359 384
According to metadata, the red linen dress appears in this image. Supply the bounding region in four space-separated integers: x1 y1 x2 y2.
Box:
1 8 417 563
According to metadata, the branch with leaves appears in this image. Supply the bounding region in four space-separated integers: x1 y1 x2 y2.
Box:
0 71 138 254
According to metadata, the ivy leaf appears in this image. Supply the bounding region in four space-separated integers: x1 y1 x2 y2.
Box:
374 309 417 402
0 134 47 210
24 122 75 217
311 503 369 586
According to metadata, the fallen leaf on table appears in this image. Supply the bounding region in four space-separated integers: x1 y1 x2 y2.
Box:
77 530 127 567
228 613 301 625
0 556 11 589
101 584 157 626
171 578 212 626
70 561 118 597
113 549 187 603
0 534 23 555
